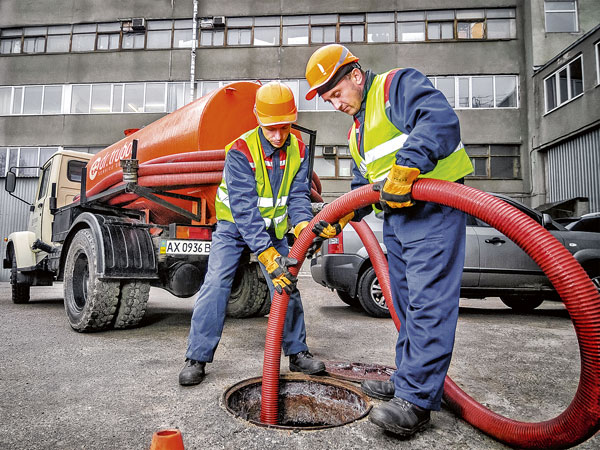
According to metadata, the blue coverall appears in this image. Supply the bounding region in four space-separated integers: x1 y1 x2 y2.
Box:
352 69 467 411
185 129 312 363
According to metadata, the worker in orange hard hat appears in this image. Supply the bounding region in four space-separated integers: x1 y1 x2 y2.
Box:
179 81 325 386
302 44 473 437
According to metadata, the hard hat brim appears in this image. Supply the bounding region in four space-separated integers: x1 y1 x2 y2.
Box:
255 110 297 127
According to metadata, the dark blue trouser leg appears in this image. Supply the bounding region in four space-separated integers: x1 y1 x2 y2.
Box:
258 238 308 356
383 202 466 411
186 227 246 362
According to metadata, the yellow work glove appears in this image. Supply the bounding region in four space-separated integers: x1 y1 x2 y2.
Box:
379 164 420 211
306 212 354 259
293 221 310 239
257 246 298 295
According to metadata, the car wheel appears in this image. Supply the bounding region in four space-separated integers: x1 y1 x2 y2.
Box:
336 290 360 307
357 266 390 318
582 262 600 294
500 295 544 312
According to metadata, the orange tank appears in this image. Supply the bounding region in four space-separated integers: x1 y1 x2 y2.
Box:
86 82 263 225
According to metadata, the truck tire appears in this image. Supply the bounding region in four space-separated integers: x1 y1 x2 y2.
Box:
227 262 269 318
10 253 30 304
253 272 271 317
357 266 390 318
63 229 120 332
114 281 150 329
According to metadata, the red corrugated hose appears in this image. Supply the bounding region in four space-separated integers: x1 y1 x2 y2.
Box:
260 179 600 449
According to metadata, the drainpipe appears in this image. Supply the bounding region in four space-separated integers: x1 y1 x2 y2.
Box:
189 0 198 103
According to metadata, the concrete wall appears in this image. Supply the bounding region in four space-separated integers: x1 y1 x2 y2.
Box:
532 27 600 150
529 0 600 67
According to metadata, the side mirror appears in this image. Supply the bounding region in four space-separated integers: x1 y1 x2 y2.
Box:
542 213 553 228
5 171 16 193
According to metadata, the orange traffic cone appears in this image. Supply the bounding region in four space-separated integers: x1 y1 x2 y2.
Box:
149 428 184 450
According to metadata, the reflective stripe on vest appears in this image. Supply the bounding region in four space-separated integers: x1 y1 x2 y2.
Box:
348 70 473 184
215 127 302 239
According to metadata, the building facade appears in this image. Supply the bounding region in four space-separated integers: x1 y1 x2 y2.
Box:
1 0 599 280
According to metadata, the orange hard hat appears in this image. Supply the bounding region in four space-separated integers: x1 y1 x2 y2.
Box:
304 44 359 100
254 81 298 126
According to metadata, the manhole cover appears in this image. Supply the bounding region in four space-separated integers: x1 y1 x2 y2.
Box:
223 373 371 430
324 361 395 382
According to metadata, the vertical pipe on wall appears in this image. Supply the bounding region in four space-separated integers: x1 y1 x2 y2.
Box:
189 0 198 103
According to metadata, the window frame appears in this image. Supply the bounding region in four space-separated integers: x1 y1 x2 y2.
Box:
544 0 578 33
543 54 584 114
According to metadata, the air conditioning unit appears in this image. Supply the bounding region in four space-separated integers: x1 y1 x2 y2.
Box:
200 18 214 29
131 18 146 31
322 146 336 158
212 16 225 27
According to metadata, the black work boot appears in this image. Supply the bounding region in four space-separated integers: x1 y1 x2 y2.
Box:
361 379 394 401
289 351 326 375
178 359 206 386
369 397 431 437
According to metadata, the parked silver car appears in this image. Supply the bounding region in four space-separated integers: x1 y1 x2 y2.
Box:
310 194 600 317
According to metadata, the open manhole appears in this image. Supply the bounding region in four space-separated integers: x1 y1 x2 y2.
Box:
223 373 371 430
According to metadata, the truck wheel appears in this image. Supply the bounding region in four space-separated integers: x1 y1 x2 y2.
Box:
253 272 271 317
500 295 544 312
357 266 390 318
227 262 269 318
64 229 119 332
10 253 30 304
114 281 150 329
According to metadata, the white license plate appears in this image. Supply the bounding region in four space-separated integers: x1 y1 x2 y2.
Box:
160 239 211 255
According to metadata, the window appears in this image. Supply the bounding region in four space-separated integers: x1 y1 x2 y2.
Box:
367 12 395 43
465 144 521 179
312 145 353 179
1 147 59 179
431 75 518 109
398 12 425 42
282 16 307 46
42 86 63 114
227 17 252 46
544 56 584 113
71 85 91 113
544 1 578 32
339 14 365 43
596 42 600 86
90 84 111 113
426 10 454 40
457 9 485 39
0 87 11 115
200 29 224 46
71 24 96 52
67 160 87 182
145 83 167 112
46 25 71 52
124 84 144 112
486 9 517 39
310 14 336 44
23 86 43 114
146 20 172 49
23 27 46 53
173 19 194 48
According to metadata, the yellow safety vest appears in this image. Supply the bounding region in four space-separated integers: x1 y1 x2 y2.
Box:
348 70 473 184
215 127 302 239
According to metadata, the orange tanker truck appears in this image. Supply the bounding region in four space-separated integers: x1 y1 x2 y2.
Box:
3 81 321 332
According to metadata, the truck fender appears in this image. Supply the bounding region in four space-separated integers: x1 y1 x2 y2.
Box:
4 231 37 269
60 212 158 280
572 248 600 268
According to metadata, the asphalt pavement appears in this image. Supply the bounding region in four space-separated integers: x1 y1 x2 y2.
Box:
0 275 598 450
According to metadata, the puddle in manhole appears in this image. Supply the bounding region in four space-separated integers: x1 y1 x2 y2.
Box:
223 373 371 430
